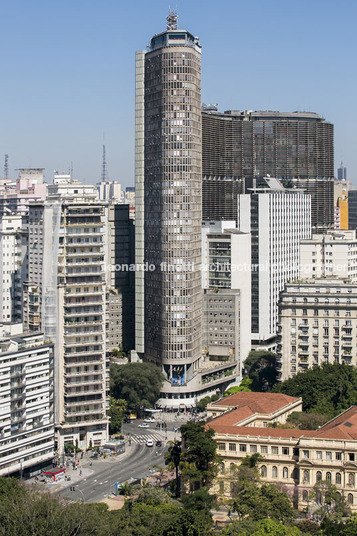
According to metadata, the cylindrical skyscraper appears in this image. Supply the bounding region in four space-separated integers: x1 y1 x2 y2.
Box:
143 13 202 396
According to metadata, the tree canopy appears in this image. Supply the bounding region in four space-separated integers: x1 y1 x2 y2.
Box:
243 351 279 392
110 362 165 413
274 363 357 417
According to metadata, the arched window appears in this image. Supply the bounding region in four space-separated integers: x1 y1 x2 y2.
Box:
316 471 322 482
219 481 224 493
303 470 310 483
316 491 322 505
219 462 225 473
230 463 235 475
326 472 332 482
348 473 355 486
261 465 267 477
336 472 342 485
283 467 288 479
272 466 278 478
302 490 309 502
348 493 354 505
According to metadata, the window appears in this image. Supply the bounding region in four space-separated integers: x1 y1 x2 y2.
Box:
316 451 322 459
336 473 342 485
219 462 225 473
348 493 354 505
303 450 310 459
272 446 279 455
239 444 247 452
229 443 236 452
219 481 224 493
316 471 322 482
261 445 268 454
302 490 309 502
230 463 235 475
272 466 278 478
336 452 342 461
316 491 322 504
283 467 288 479
326 472 332 482
349 453 355 462
348 473 355 486
218 443 226 451
303 470 310 483
326 451 332 460
261 465 267 477
250 445 257 453
282 447 289 455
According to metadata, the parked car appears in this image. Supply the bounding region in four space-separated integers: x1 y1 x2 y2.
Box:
144 418 155 423
138 423 149 428
146 439 154 447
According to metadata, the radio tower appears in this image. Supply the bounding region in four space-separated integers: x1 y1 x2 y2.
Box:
101 144 108 183
4 154 9 179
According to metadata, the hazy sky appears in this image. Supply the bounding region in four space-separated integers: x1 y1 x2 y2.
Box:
1 0 356 187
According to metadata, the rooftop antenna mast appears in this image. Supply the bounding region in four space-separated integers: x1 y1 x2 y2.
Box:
101 144 109 183
166 9 178 30
4 154 9 179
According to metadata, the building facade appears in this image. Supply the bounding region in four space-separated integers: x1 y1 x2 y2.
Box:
237 186 311 346
202 109 334 228
208 395 357 513
277 278 357 381
0 325 55 477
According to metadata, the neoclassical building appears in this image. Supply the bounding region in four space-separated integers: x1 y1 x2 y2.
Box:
207 392 357 512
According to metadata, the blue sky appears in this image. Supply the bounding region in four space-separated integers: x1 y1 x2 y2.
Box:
1 0 356 187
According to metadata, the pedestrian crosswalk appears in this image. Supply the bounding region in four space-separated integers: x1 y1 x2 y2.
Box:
130 433 163 444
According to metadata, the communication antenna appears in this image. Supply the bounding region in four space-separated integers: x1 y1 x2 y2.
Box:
4 154 9 179
101 144 109 183
167 9 178 30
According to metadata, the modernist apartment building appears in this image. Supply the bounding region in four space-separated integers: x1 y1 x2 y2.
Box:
300 230 357 282
277 278 357 381
207 393 357 513
0 214 28 323
24 180 109 453
237 184 311 346
135 13 207 407
0 324 55 477
201 221 251 377
202 109 334 228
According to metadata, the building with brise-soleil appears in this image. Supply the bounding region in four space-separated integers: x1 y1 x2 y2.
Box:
207 393 357 513
24 179 109 454
202 108 334 229
202 221 251 379
277 278 357 381
236 182 311 347
300 230 357 282
0 324 55 477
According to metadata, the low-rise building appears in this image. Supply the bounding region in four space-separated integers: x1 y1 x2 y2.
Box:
207 393 357 512
277 278 357 381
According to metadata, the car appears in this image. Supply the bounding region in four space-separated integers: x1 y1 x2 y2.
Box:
155 440 162 447
138 423 149 428
144 418 155 423
146 440 154 447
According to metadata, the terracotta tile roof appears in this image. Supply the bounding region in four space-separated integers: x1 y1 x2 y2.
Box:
207 423 312 439
212 392 300 410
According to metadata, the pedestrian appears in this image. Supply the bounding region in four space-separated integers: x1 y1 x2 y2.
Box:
89 460 92 467
80 470 82 476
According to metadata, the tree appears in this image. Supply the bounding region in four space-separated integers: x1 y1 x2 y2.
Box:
197 396 211 411
224 376 253 396
286 411 329 430
180 421 219 492
244 350 279 392
274 363 357 418
311 480 350 520
109 396 127 434
110 362 165 414
251 518 302 535
165 439 182 497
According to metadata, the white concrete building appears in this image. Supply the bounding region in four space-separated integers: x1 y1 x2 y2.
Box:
0 324 55 477
277 278 357 381
300 230 357 282
0 214 28 323
237 185 311 346
24 181 109 454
